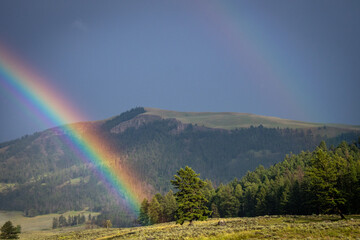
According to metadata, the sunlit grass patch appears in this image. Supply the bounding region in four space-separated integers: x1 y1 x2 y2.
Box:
0 210 99 233
24 215 360 240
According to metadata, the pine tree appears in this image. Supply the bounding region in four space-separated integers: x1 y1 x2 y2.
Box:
80 214 86 224
202 179 216 207
243 182 259 216
104 220 112 229
305 147 347 219
0 221 21 239
58 215 67 227
171 166 211 225
210 203 220 218
148 196 161 224
217 185 239 217
138 198 150 225
234 184 244 216
154 193 165 222
163 190 177 222
52 217 58 229
67 216 72 226
255 185 267 215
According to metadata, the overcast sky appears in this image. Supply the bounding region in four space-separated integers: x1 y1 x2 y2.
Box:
0 0 359 142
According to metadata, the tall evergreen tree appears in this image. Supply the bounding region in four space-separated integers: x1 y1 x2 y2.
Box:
52 217 58 229
210 203 220 218
58 215 67 227
255 185 267 215
0 221 21 239
171 166 211 225
305 146 347 218
163 190 177 222
217 185 239 217
148 196 161 224
138 199 150 225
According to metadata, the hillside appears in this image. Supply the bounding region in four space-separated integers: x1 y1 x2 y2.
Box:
143 107 360 137
0 107 359 225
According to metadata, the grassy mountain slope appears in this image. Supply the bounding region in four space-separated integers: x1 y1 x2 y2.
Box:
144 107 360 137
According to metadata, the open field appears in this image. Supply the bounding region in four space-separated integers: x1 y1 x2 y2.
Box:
144 108 360 137
0 210 99 233
20 215 360 240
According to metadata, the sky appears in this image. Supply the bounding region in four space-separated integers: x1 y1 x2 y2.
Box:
0 0 359 142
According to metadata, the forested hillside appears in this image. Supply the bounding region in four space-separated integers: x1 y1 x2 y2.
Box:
139 141 360 226
0 107 359 226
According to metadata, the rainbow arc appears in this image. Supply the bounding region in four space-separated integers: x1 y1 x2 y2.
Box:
0 45 145 213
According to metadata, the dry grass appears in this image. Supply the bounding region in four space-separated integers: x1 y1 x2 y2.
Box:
38 215 360 240
0 210 99 233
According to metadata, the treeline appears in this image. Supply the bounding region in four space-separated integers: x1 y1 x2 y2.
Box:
95 207 138 227
52 214 87 228
139 140 360 225
138 190 177 225
206 141 360 217
52 212 137 229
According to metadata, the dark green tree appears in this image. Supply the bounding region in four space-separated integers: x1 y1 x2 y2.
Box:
210 203 220 218
242 182 259 216
217 185 239 217
52 217 58 229
138 198 150 225
67 216 72 226
154 193 165 223
305 147 347 219
255 185 267 215
148 196 161 224
171 166 211 225
0 221 21 239
202 179 216 208
58 215 67 227
163 190 177 222
80 214 86 224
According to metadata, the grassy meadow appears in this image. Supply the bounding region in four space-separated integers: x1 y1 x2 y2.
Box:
0 210 99 239
17 215 360 240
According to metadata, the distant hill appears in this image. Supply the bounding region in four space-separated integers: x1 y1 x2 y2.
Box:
0 107 359 224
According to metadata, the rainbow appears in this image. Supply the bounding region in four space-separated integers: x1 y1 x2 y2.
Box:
0 44 146 214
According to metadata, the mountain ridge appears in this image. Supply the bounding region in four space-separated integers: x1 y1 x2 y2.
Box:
2 107 359 144
142 107 360 133
0 107 359 222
